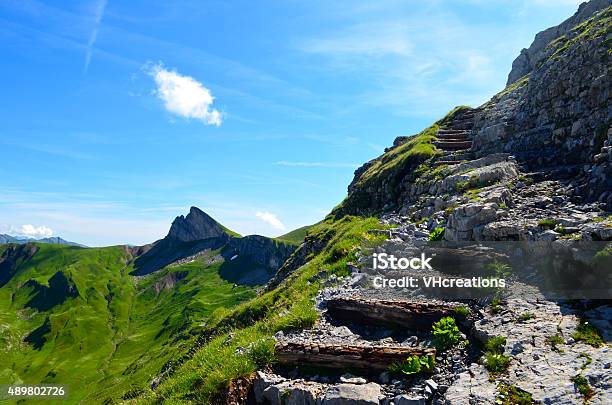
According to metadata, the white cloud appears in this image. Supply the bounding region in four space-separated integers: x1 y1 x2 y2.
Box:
84 0 108 73
275 161 358 168
147 62 222 126
255 211 286 231
20 224 54 238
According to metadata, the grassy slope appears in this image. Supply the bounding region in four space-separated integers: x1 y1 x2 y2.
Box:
275 225 314 245
0 244 257 403
133 215 387 404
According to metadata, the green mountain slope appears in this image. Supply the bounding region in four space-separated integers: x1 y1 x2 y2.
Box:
0 243 259 403
275 225 313 245
133 215 387 403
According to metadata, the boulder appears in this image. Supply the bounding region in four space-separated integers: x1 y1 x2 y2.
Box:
322 383 381 405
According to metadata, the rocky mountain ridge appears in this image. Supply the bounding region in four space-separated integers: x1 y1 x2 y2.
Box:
0 234 85 247
334 2 611 245
131 206 296 280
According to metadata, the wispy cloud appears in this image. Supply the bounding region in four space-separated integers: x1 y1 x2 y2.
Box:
301 22 413 56
146 62 222 126
84 0 108 73
275 160 358 168
255 211 286 231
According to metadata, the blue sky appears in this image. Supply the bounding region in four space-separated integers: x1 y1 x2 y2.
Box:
0 0 584 246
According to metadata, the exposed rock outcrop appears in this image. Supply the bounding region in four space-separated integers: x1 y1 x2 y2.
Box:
167 206 228 242
506 0 612 85
0 243 39 287
132 207 296 279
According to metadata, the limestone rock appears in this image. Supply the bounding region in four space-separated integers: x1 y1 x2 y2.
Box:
322 383 382 405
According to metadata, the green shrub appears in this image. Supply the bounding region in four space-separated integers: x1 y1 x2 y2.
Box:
484 335 510 374
573 320 603 348
571 374 594 402
247 337 276 367
537 218 558 229
485 353 510 373
454 305 471 317
517 313 534 322
545 334 565 351
497 383 534 405
388 354 435 376
432 316 462 351
579 353 592 370
490 296 504 314
428 227 445 241
486 261 511 278
456 180 470 192
485 336 506 354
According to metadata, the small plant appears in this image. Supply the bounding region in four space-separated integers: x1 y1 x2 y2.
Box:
571 374 594 402
388 354 435 376
465 188 482 201
545 334 565 351
484 335 510 374
497 383 534 405
454 305 471 317
555 225 567 234
537 218 558 229
247 337 276 367
485 336 506 354
572 319 603 348
432 316 462 351
485 353 511 373
490 296 504 314
499 202 507 209
486 261 511 279
456 180 470 192
428 227 445 241
579 353 592 370
518 312 534 322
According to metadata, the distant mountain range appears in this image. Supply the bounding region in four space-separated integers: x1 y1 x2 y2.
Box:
0 234 86 247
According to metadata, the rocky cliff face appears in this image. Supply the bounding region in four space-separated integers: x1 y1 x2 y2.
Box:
506 0 611 85
132 207 296 278
226 235 295 270
473 3 611 201
336 2 611 242
167 206 228 242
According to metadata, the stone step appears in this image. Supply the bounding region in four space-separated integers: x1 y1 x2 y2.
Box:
438 128 468 134
449 122 475 130
275 341 436 371
326 297 461 329
436 134 470 140
434 140 472 150
433 160 463 166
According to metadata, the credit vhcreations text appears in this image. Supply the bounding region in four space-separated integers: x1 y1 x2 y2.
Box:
371 253 506 289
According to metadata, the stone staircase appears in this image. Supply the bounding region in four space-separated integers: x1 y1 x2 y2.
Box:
434 108 479 166
251 296 474 404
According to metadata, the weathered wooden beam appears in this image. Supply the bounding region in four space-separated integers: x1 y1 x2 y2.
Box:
325 297 459 329
275 341 435 371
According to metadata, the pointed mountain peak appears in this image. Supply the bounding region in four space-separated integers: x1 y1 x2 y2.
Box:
167 206 229 242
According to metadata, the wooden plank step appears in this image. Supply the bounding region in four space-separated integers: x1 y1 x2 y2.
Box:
326 297 459 329
276 341 436 371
